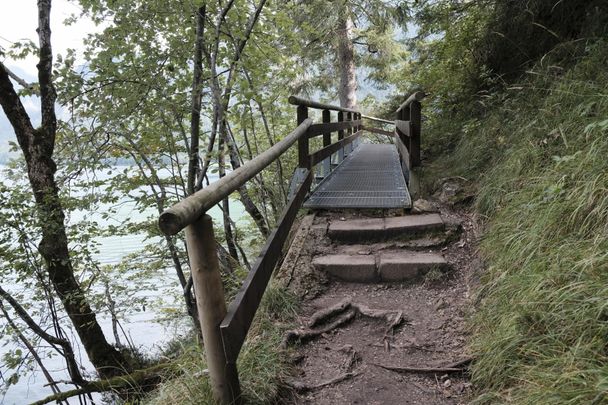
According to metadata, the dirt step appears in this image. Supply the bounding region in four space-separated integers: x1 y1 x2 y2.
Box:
327 214 445 242
312 251 448 282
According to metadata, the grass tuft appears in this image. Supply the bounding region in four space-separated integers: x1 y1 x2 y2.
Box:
422 40 608 404
145 284 298 404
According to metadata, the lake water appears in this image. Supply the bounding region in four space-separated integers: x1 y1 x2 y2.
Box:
0 165 249 404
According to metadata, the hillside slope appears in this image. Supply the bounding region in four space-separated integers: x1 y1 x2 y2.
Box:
422 37 608 405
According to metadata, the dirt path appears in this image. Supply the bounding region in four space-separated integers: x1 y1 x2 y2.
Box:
280 205 479 404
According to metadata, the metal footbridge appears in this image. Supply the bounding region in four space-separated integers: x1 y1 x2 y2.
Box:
305 143 411 209
159 93 425 403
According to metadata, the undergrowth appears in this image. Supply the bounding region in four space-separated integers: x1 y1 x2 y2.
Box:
145 284 298 404
424 40 608 404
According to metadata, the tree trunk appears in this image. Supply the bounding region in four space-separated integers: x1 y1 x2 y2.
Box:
224 125 270 238
337 11 357 109
0 1 126 379
217 133 239 262
188 5 206 195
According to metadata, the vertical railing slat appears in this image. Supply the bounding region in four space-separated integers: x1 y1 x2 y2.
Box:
337 111 345 163
322 109 331 177
297 105 309 169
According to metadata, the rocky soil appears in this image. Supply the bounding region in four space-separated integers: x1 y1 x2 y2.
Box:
278 196 480 404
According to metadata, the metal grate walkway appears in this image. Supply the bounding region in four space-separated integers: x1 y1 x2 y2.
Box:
304 143 411 209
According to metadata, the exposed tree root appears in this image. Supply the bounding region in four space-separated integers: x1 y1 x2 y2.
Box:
308 299 352 327
372 357 474 375
382 311 405 351
285 371 361 392
285 299 406 347
283 309 357 346
370 342 444 353
337 344 360 372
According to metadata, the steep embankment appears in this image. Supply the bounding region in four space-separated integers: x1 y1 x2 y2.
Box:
424 41 608 403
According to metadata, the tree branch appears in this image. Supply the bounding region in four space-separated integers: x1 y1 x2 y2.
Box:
30 362 175 405
0 285 85 384
0 301 67 403
2 64 37 93
37 0 57 153
0 62 36 156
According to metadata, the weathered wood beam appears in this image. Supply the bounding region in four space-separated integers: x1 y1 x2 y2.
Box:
395 91 425 113
220 170 312 362
395 120 411 137
159 118 313 235
362 126 394 137
361 114 393 125
288 95 359 114
307 120 362 138
309 130 363 166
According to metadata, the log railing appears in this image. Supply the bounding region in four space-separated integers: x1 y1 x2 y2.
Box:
157 93 423 404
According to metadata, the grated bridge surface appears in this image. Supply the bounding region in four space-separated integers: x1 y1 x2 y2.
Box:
304 143 411 209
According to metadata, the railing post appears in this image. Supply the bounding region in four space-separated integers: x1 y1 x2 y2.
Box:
297 105 309 169
337 111 345 164
355 112 361 148
397 109 409 154
346 111 352 155
322 109 331 177
185 214 241 404
410 100 421 167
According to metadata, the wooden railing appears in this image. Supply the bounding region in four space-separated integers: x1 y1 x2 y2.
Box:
395 91 425 170
157 93 423 404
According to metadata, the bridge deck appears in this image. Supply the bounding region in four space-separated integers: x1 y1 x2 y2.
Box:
304 143 411 209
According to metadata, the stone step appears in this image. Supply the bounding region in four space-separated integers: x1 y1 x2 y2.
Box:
378 252 447 281
312 251 448 282
312 254 376 282
327 214 445 242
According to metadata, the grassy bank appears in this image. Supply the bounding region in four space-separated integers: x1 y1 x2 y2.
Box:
145 284 298 404
421 40 608 403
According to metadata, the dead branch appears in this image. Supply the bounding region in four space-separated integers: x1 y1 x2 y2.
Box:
340 346 360 372
30 362 175 405
385 311 404 336
445 357 473 369
382 311 404 351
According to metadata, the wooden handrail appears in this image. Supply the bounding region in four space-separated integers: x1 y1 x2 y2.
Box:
395 91 426 113
158 118 313 235
288 95 359 114
362 114 393 125
362 126 394 137
156 93 424 404
307 120 362 138
310 130 363 166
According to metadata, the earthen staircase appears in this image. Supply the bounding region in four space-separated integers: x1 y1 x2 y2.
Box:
312 213 451 283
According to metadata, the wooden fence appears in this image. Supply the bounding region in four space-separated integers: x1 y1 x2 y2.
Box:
157 93 423 404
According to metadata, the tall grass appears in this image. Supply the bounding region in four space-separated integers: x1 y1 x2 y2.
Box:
146 284 298 404
425 40 608 403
